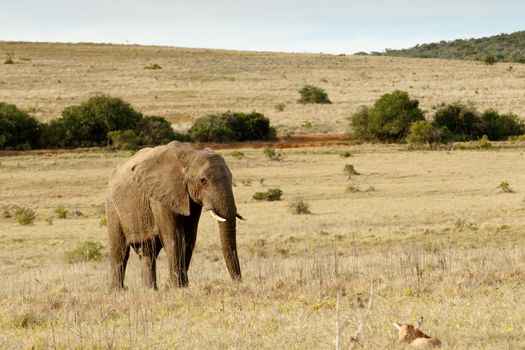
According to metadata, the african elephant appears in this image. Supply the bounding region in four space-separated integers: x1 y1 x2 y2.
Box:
105 141 243 290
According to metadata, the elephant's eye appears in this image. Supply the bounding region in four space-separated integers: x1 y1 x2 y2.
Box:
200 178 207 185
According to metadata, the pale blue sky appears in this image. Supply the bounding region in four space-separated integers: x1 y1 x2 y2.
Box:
1 0 524 53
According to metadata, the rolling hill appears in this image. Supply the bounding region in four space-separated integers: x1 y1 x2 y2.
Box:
381 30 525 63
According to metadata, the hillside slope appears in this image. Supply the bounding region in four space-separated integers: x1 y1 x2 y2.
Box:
1 41 524 134
383 30 525 63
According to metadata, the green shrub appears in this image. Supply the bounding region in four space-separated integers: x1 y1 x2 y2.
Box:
136 116 188 146
344 164 360 179
339 150 353 158
477 135 492 149
44 95 143 148
406 120 445 145
144 63 162 70
229 150 245 159
482 53 497 65
189 111 276 142
368 91 424 142
253 188 283 201
345 185 361 193
275 103 286 112
54 205 68 219
14 207 36 225
480 109 524 140
0 102 42 150
107 130 138 150
64 240 104 264
350 91 424 142
4 52 14 64
349 106 372 141
298 85 331 104
263 147 282 161
432 102 482 141
497 181 514 193
289 197 311 214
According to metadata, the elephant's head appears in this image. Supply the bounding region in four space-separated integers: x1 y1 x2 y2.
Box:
130 141 243 281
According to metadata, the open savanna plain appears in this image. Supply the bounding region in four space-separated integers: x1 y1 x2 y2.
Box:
1 144 524 349
1 41 525 133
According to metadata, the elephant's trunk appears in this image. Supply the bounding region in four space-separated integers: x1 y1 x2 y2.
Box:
219 218 242 281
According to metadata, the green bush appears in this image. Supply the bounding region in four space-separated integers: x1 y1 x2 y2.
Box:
339 150 353 158
482 53 497 65
253 188 283 201
368 91 424 142
297 85 331 104
189 111 276 142
64 240 104 264
343 164 360 179
480 109 524 140
349 106 372 141
44 95 143 148
477 135 492 149
136 116 188 146
263 146 282 161
4 52 14 64
229 150 245 159
14 207 36 225
107 130 138 150
350 91 424 142
289 197 311 214
0 102 42 150
432 102 482 141
144 63 162 70
54 205 68 219
432 103 524 141
406 120 445 145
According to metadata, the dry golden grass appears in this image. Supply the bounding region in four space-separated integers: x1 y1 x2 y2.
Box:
1 41 525 133
1 144 524 349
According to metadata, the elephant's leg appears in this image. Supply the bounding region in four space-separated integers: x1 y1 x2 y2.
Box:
139 238 162 290
183 202 202 271
107 207 129 290
151 202 188 287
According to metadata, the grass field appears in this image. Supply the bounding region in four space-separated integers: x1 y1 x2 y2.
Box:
1 144 524 348
1 41 525 134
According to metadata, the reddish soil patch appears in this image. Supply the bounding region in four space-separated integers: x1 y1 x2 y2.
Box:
0 134 351 157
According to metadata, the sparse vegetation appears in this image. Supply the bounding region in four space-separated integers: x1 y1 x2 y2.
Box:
144 63 162 70
252 188 283 201
64 240 104 264
344 164 360 179
275 103 285 112
14 207 36 225
4 52 14 64
297 85 331 104
263 147 282 161
229 150 245 159
497 181 514 193
339 150 352 158
345 185 361 193
54 205 68 219
477 135 492 149
289 197 311 214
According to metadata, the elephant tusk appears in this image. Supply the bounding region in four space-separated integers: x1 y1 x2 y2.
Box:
236 212 246 221
209 210 226 222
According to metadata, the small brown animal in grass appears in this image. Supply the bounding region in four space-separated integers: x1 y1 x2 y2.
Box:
392 317 441 348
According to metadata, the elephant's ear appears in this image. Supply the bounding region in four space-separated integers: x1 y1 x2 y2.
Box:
130 147 190 216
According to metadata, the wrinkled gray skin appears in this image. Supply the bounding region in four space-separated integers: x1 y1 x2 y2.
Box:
106 141 242 290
